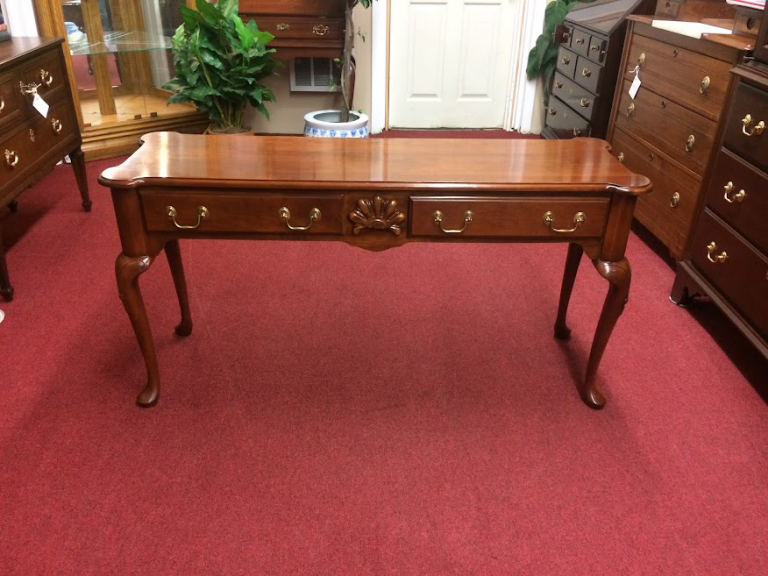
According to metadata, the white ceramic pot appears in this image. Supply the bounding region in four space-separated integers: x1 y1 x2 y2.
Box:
304 110 369 138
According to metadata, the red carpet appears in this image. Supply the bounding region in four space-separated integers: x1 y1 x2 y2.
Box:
0 157 766 575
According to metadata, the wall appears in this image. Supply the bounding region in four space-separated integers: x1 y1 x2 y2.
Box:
4 0 39 36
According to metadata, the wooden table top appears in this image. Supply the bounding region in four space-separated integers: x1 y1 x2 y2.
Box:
100 132 652 195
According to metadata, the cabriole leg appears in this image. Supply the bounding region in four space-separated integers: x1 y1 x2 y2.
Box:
164 239 193 336
554 242 584 340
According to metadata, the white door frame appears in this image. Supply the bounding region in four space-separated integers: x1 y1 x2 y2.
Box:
370 0 544 134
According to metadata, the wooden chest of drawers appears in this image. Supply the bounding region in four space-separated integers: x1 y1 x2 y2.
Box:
0 37 90 302
671 63 768 357
606 16 748 259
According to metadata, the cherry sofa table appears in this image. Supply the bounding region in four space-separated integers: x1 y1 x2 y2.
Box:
99 133 651 409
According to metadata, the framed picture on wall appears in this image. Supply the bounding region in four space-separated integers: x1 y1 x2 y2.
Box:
0 0 10 42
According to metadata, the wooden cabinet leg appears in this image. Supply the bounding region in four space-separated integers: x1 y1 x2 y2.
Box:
0 225 13 302
164 239 193 337
70 148 92 212
8 200 18 213
554 242 584 340
115 253 160 407
581 258 632 410
670 265 697 307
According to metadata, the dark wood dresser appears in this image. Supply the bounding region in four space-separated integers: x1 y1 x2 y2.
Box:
670 60 768 358
542 0 654 141
605 16 750 259
0 37 90 302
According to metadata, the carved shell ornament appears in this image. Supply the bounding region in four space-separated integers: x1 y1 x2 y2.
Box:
349 196 406 235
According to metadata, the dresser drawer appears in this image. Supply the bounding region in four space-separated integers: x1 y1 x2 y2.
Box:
706 148 768 254
574 56 602 94
722 81 768 170
29 97 78 153
588 35 607 64
552 72 595 121
0 124 36 190
691 210 768 338
410 197 610 239
615 79 716 172
19 49 67 106
0 73 23 131
256 16 343 42
626 35 731 119
556 47 577 79
545 96 591 138
571 28 591 57
140 192 345 235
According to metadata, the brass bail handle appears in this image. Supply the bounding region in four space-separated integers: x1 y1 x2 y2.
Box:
19 81 41 96
166 205 209 229
706 241 727 264
723 181 746 203
742 114 765 137
433 210 473 234
543 211 586 233
279 207 321 231
4 149 19 168
40 69 54 87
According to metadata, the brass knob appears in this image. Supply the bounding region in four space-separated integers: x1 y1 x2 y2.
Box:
742 114 765 137
39 69 54 87
672 49 678 57
433 210 474 234
575 38 584 44
706 241 727 264
543 211 586 233
685 134 695 152
279 207 321 231
548 107 557 116
581 67 592 78
648 153 655 161
590 45 599 52
276 23 290 31
573 128 581 137
579 98 589 108
670 192 680 208
626 102 635 117
555 80 563 89
723 182 746 204
700 76 711 94
561 56 571 65
51 118 63 135
0 97 4 114
4 149 19 168
313 24 330 36
166 205 209 229
638 52 646 66
617 152 625 163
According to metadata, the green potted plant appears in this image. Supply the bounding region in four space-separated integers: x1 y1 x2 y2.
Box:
303 0 371 138
163 0 281 134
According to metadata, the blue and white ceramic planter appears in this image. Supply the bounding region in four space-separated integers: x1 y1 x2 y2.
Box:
304 110 369 138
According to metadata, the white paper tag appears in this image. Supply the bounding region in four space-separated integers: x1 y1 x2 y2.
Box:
629 69 641 100
33 94 49 118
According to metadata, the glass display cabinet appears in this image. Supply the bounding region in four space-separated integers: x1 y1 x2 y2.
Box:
34 0 208 160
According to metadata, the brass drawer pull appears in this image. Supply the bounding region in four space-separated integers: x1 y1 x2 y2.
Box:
579 97 589 108
617 152 625 163
19 81 41 96
276 23 290 31
555 80 563 89
433 210 473 234
581 67 592 78
313 24 330 36
166 205 209 229
0 97 4 114
700 76 710 94
626 102 635 117
39 69 54 87
685 134 695 152
279 206 321 231
637 52 646 66
706 241 727 264
742 114 765 137
670 192 680 208
51 118 63 135
723 182 746 203
590 45 599 52
575 38 585 44
543 211 586 233
561 56 571 65
572 127 581 137
4 149 19 168
548 107 557 116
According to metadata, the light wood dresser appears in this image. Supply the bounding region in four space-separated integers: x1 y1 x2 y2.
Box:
606 16 750 259
0 37 91 302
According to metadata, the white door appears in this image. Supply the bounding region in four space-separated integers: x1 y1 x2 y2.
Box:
389 0 519 129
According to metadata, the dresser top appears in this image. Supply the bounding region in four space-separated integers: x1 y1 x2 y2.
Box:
0 36 63 69
100 132 652 195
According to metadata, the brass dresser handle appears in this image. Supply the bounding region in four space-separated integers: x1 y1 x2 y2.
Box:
700 76 710 94
706 242 727 264
670 192 680 208
433 210 473 234
572 127 581 137
561 56 570 65
51 118 63 134
575 38 584 44
279 207 321 231
548 107 557 116
276 23 290 31
617 152 625 163
579 98 589 108
685 134 695 152
4 149 19 168
742 114 765 137
543 211 586 233
0 97 4 114
626 103 635 117
723 182 746 203
555 80 563 89
637 52 646 66
40 69 54 87
581 67 592 78
590 45 599 52
19 81 40 96
313 24 329 36
166 205 209 229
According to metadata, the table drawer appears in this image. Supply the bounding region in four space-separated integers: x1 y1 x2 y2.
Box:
557 47 578 79
691 209 768 338
256 16 343 42
722 81 768 170
574 56 602 94
706 148 768 254
141 192 345 235
615 79 716 172
0 73 23 131
545 96 591 138
410 196 610 239
552 72 595 121
626 35 730 119
571 28 591 57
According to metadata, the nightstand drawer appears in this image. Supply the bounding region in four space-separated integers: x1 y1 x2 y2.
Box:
545 96 591 138
722 81 768 170
588 35 607 64
574 56 602 94
552 72 595 121
410 196 610 238
556 47 577 79
571 28 592 57
706 148 768 254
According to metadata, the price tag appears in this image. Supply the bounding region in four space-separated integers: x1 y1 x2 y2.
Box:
33 94 49 118
629 67 641 100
